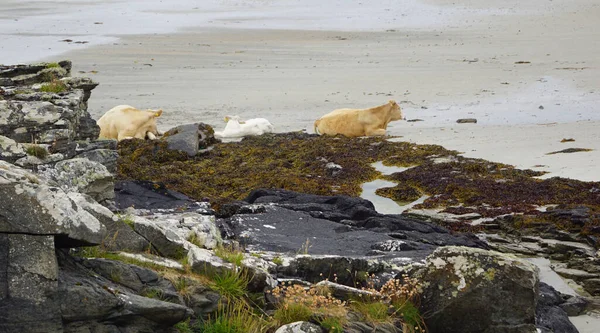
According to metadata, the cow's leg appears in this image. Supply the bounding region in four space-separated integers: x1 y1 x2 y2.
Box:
365 128 387 136
147 132 157 140
117 133 134 141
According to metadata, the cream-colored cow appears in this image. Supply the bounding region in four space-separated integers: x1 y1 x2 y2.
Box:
97 105 163 141
314 100 404 137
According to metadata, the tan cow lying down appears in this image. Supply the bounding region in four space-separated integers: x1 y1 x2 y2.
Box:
97 105 163 141
314 100 404 137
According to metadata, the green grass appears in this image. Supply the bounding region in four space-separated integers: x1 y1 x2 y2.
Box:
119 214 135 229
141 288 166 301
174 319 194 333
25 145 48 159
394 301 425 333
272 302 313 326
40 79 67 93
318 316 345 333
211 270 249 300
197 301 271 333
46 62 60 68
272 256 283 266
351 301 392 324
214 246 244 267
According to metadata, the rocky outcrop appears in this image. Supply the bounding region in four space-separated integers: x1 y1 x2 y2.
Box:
411 246 539 333
536 282 579 333
0 161 106 246
115 180 198 210
0 61 117 172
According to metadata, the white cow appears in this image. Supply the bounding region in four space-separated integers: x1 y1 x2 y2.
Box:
214 116 275 138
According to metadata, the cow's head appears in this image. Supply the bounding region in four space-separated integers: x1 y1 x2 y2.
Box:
142 109 162 139
388 100 404 121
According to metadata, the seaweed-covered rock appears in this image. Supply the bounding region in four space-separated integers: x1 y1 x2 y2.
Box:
163 122 219 156
413 246 539 333
0 160 106 247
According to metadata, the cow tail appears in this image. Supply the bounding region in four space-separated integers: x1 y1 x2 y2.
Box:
314 119 321 135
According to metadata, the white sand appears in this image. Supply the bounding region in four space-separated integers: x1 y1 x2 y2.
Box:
3 0 597 181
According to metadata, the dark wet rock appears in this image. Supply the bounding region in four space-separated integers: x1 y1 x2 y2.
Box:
456 118 477 123
163 123 219 156
114 180 196 210
560 295 589 316
412 246 539 333
581 278 600 295
246 188 378 222
536 282 579 333
345 313 400 333
275 321 323 333
0 161 106 247
225 190 485 274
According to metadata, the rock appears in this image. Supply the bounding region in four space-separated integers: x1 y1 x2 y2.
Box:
42 158 115 202
163 123 219 156
0 135 26 163
241 254 278 291
581 278 600 295
278 255 385 286
275 321 323 333
183 283 221 318
67 192 150 252
536 283 579 333
187 246 234 276
314 280 376 301
0 160 106 246
75 149 119 174
58 250 193 332
414 246 539 333
114 180 196 210
131 215 188 259
0 234 63 333
559 295 589 316
456 118 477 124
183 213 222 250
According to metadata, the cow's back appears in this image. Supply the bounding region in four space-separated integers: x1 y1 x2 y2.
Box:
315 108 366 137
97 105 139 139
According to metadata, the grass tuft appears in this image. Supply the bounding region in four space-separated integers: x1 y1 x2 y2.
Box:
25 145 48 159
40 79 67 93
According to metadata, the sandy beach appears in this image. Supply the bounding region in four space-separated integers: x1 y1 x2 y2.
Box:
1 0 599 183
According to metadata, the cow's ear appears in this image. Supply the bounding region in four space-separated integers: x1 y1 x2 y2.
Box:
388 100 397 106
154 109 163 117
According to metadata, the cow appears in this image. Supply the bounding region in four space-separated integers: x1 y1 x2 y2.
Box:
97 105 163 141
313 100 404 137
214 115 275 138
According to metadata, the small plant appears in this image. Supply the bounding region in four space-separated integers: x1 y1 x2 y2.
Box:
46 62 60 68
197 301 270 333
298 238 312 255
119 214 135 229
271 281 347 327
25 145 48 159
272 256 283 266
142 288 166 301
318 316 344 333
174 319 193 333
214 245 244 267
187 232 204 248
40 79 67 93
211 270 249 300
351 301 391 324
